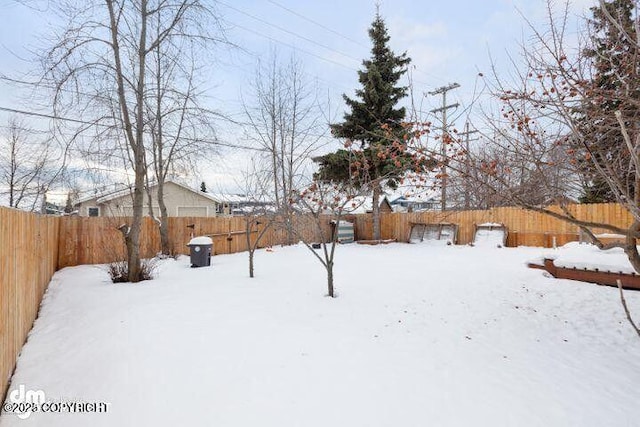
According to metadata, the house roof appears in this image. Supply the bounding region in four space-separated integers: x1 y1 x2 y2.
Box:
387 187 440 204
77 180 223 204
207 193 246 204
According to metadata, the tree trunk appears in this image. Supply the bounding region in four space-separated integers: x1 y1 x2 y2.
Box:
327 260 334 297
624 220 640 273
126 179 144 282
157 182 171 255
285 205 295 245
127 0 148 282
246 218 255 278
249 249 255 278
372 183 381 241
106 0 146 282
159 215 170 255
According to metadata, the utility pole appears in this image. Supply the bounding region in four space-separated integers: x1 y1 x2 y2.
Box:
428 82 459 211
458 122 479 210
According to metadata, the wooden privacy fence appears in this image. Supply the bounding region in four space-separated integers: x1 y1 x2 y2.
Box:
57 214 333 268
372 203 634 246
1 207 59 403
55 203 635 268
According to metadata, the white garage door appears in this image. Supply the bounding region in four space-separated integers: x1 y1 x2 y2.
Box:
177 206 208 217
117 206 134 217
118 206 162 217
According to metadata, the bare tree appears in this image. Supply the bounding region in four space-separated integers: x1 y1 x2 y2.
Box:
440 0 640 276
292 178 370 298
244 209 273 279
449 111 581 210
40 0 221 281
144 7 222 255
467 0 640 340
236 161 277 278
243 52 327 245
296 130 435 297
0 117 65 211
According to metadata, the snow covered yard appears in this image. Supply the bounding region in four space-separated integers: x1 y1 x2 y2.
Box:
1 243 639 427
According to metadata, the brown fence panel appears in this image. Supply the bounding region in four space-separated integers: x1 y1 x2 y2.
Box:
58 217 159 268
0 207 60 403
57 214 334 267
169 216 272 256
353 203 634 247
52 202 639 269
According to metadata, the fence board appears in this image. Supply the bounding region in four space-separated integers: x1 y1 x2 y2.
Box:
57 214 334 267
366 203 634 246
64 203 633 260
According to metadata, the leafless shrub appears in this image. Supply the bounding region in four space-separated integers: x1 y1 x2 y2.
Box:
107 258 157 283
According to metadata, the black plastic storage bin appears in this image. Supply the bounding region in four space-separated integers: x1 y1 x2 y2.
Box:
186 236 213 267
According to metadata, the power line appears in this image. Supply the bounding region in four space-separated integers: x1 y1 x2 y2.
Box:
2 75 336 146
2 16 437 107
0 106 103 126
3 63 354 112
221 6 436 89
211 43 355 93
264 0 447 85
219 0 360 66
226 17 437 93
226 19 358 73
0 105 268 152
266 0 368 49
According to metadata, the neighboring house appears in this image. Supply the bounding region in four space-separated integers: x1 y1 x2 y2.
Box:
207 193 274 216
389 195 439 212
76 180 223 217
44 201 67 216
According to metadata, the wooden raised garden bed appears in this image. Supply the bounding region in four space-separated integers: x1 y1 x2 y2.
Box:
528 258 640 291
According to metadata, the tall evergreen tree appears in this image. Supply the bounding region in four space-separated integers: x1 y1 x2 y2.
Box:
316 12 411 240
579 0 639 203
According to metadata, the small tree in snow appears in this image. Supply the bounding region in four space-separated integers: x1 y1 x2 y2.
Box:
237 164 277 278
291 179 369 297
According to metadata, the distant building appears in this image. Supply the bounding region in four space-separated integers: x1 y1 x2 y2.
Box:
75 181 277 217
76 180 223 217
388 195 439 212
206 193 274 216
43 201 67 216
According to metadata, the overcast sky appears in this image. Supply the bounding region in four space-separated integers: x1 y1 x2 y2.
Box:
0 0 595 196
